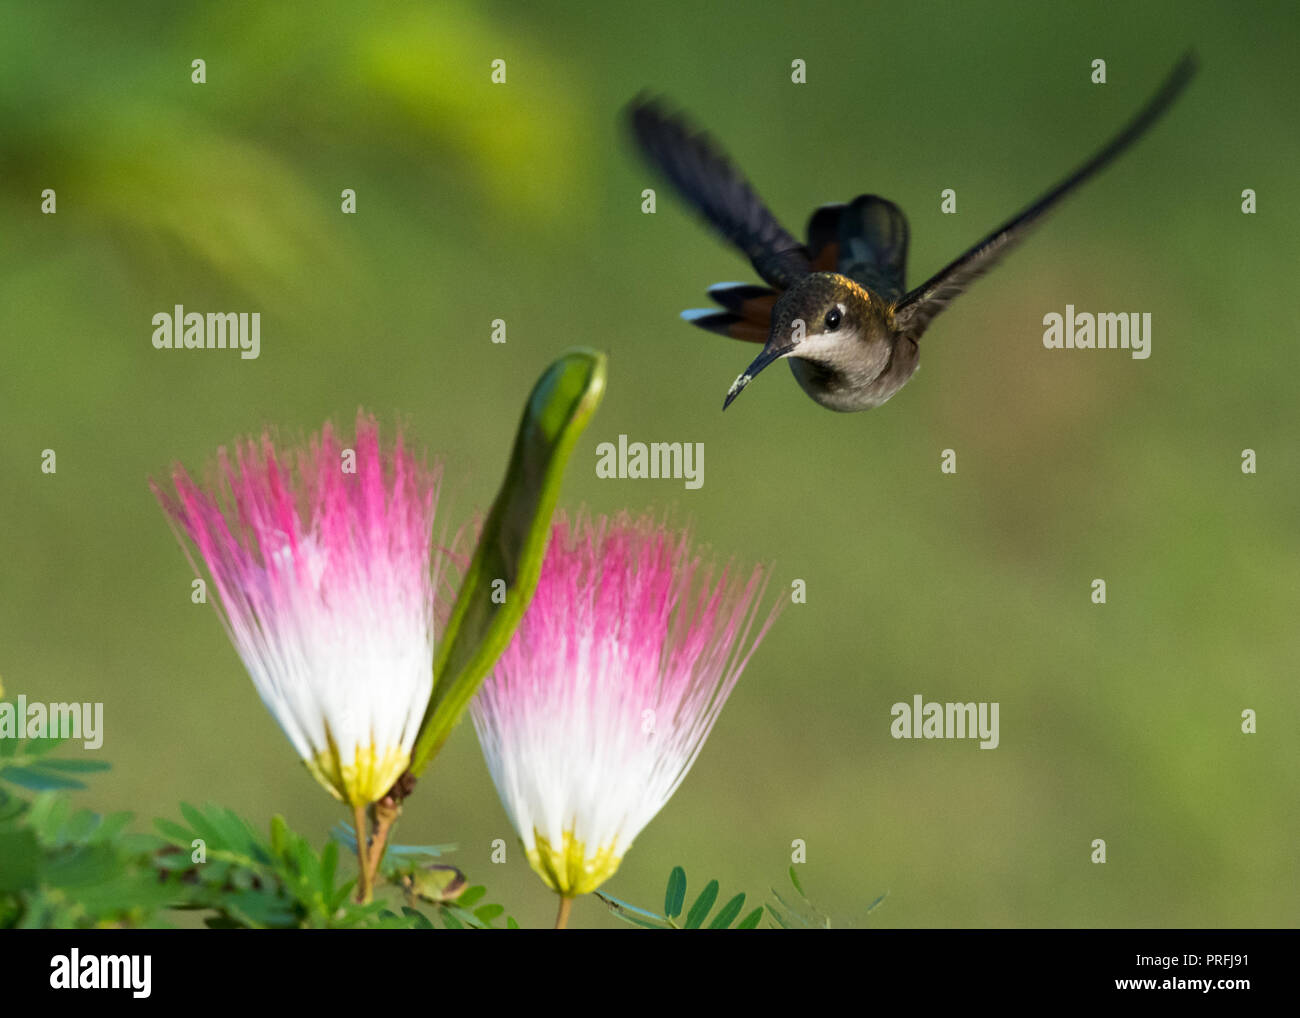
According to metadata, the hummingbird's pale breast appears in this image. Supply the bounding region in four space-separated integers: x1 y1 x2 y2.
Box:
788 333 919 412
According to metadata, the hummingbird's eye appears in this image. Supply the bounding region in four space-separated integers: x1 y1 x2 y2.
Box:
824 307 842 331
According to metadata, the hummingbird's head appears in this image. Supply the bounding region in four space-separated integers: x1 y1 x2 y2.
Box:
723 272 894 410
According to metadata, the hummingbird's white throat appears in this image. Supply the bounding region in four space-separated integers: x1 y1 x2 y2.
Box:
787 326 861 361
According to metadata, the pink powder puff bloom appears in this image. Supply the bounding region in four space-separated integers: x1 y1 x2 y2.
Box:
152 412 444 807
471 510 782 897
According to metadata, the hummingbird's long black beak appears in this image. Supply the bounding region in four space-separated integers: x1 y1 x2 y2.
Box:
723 340 797 410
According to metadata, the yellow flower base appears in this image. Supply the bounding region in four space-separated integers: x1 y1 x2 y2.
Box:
527 830 623 896
306 742 409 807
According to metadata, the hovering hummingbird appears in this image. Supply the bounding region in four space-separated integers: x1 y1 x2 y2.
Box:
629 54 1196 412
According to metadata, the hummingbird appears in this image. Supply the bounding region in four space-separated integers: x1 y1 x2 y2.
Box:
629 53 1196 412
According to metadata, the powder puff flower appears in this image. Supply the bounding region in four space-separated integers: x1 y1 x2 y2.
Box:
471 510 781 920
152 412 444 809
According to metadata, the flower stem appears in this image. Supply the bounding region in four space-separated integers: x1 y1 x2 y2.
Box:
555 895 574 930
353 803 373 904
364 799 400 893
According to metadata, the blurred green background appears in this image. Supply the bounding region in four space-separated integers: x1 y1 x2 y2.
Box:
1 0 1297 928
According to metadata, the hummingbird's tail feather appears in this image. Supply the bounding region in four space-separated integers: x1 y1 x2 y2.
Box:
679 282 779 344
806 197 911 301
627 96 814 289
893 51 1198 343
806 203 848 271
681 308 768 344
706 282 778 315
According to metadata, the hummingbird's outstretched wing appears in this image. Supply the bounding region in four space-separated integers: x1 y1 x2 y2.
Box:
807 195 911 301
629 98 814 290
893 52 1197 343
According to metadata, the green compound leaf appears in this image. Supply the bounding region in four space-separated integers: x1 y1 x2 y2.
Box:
458 885 486 908
0 767 86 792
684 879 719 929
0 730 111 792
708 893 747 929
765 867 833 930
601 874 762 931
409 349 607 775
1 784 180 929
664 865 687 919
401 906 435 930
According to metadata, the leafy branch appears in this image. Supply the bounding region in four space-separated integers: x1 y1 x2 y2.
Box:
0 723 111 792
0 734 174 929
599 865 884 930
597 865 764 930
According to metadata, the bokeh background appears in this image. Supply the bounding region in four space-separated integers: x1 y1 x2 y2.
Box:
1 0 1296 928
